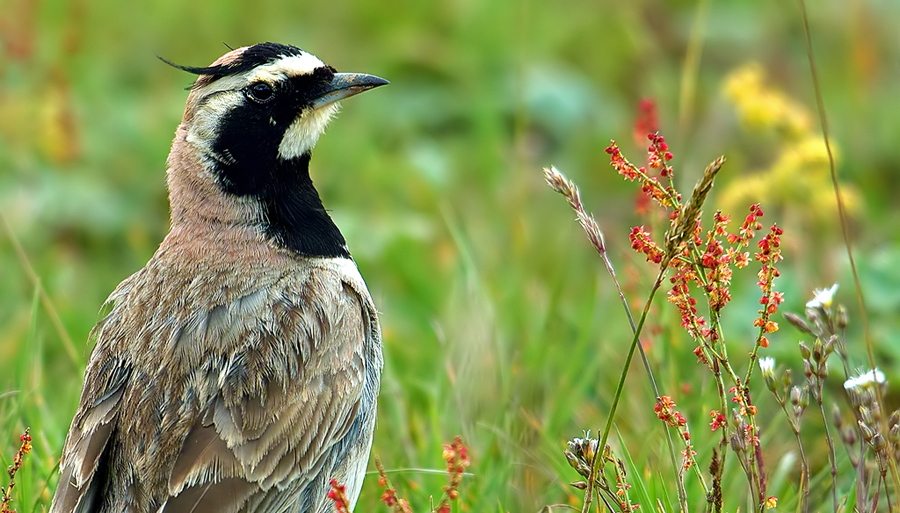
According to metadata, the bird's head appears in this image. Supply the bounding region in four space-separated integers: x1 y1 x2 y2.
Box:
162 42 387 257
166 42 387 197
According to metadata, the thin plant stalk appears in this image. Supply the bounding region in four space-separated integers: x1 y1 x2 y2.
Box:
1 213 80 366
813 388 839 511
781 405 809 512
796 440 810 513
710 370 728 513
588 272 676 513
797 0 900 498
677 0 709 137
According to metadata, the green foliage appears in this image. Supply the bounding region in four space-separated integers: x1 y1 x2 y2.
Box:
2 0 900 511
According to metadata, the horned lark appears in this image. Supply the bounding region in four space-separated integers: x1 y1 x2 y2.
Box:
50 42 387 513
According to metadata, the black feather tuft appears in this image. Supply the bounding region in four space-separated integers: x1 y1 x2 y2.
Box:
159 42 309 86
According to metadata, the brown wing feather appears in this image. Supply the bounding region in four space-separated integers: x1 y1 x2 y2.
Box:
50 348 132 513
159 478 257 513
51 256 377 513
167 417 240 493
163 269 371 513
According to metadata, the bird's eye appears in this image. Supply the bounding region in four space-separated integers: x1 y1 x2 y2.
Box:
247 82 275 104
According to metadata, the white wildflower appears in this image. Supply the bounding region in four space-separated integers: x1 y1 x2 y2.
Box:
759 356 777 392
806 283 839 309
843 368 886 390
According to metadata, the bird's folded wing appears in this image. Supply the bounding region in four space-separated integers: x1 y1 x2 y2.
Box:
51 270 373 513
50 361 132 513
161 280 370 513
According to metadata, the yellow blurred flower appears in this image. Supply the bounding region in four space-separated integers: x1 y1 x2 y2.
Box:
719 64 859 223
724 63 810 139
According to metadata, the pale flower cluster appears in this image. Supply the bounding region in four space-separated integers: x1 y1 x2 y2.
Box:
805 283 838 309
843 368 886 390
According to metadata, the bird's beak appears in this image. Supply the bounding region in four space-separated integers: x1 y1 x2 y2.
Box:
312 73 389 110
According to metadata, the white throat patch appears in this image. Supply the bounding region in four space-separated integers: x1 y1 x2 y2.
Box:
277 103 340 160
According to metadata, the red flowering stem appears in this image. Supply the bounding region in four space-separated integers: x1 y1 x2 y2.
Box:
654 398 710 496
611 457 636 512
708 359 735 512
676 222 762 508
435 437 470 512
678 235 742 386
327 479 352 513
730 226 781 507
600 136 775 511
606 142 680 208
709 365 730 512
1 428 31 513
744 224 783 388
705 314 739 384
374 457 412 513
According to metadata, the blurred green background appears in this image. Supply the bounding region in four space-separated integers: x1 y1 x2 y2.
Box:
3 0 900 510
